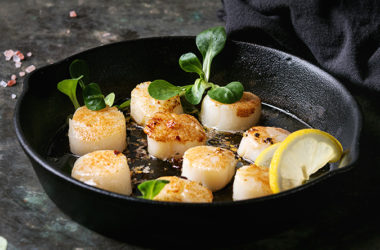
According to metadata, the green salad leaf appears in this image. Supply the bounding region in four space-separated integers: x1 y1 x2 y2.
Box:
148 26 244 106
207 81 244 104
69 59 89 88
179 52 204 78
138 180 170 200
148 79 189 100
82 83 106 111
57 76 83 110
104 92 115 107
58 60 130 111
196 26 226 82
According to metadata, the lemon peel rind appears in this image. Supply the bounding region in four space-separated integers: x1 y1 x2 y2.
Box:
269 128 343 194
255 142 281 168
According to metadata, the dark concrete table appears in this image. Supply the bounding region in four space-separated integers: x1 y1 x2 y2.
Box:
1 1 380 249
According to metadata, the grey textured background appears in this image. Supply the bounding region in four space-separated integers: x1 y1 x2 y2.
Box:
1 0 380 249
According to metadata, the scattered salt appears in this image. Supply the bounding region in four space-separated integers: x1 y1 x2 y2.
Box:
15 61 22 68
0 80 7 88
27 52 32 57
3 50 14 61
11 74 17 80
7 79 16 87
142 166 151 173
13 55 21 62
15 51 25 60
19 71 26 77
69 10 77 18
7 80 16 87
25 65 36 73
11 94 17 99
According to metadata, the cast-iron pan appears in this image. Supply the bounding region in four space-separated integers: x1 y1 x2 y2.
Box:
14 37 361 247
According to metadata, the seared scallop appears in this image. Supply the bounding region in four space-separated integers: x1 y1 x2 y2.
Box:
182 146 237 192
233 164 272 201
143 112 207 160
68 106 126 156
71 150 132 195
153 176 213 203
130 81 183 126
237 126 290 162
199 91 261 132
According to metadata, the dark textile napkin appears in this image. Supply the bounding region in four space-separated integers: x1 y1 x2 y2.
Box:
221 0 380 92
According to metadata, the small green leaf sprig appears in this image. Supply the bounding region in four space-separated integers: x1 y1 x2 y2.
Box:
148 26 244 105
137 179 170 200
57 59 130 111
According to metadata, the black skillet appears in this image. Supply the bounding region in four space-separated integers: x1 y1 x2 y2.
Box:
14 37 361 247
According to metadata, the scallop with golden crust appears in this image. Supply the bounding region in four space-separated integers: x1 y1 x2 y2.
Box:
237 126 290 162
154 176 213 203
144 112 207 160
130 81 183 126
233 164 272 200
68 106 127 156
182 146 237 192
199 91 261 132
71 150 132 195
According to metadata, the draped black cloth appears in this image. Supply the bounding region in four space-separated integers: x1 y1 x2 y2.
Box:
220 0 380 92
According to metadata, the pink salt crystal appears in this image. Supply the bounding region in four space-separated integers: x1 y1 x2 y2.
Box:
4 50 14 61
69 10 77 18
13 55 21 62
7 79 16 87
11 74 16 80
19 71 26 77
25 65 36 73
15 61 22 68
0 80 7 87
27 52 32 57
15 51 25 60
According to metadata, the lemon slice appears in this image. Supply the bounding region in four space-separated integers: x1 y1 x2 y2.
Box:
255 142 281 168
269 128 343 193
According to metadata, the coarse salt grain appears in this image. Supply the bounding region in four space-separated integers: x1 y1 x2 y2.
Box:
11 74 17 80
27 52 32 57
15 61 22 68
3 50 15 60
15 51 25 60
19 71 26 77
0 80 7 87
7 79 16 87
11 94 17 99
69 10 77 18
25 65 36 73
13 55 21 62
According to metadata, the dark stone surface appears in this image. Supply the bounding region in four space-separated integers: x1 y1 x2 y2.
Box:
1 0 380 249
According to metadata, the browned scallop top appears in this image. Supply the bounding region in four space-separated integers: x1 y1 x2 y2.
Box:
143 112 206 143
237 164 270 185
71 106 126 141
131 81 182 112
244 126 290 145
183 146 236 170
210 91 261 117
154 176 213 203
72 150 128 176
